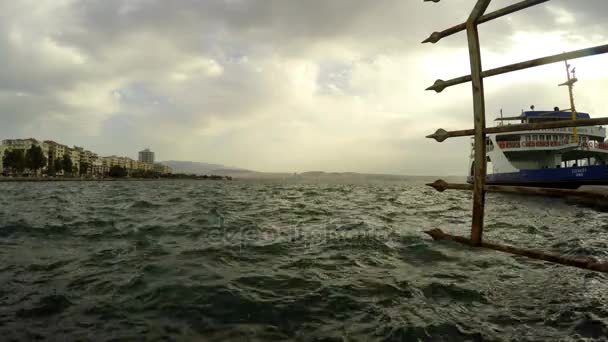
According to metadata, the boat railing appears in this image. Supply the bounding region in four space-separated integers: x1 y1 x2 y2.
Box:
498 140 608 150
422 0 608 273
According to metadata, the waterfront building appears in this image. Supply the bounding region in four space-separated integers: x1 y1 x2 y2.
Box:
117 157 134 170
101 157 110 175
1 137 172 177
3 138 50 173
117 157 127 168
71 146 84 174
0 143 6 172
87 152 101 176
2 138 39 151
79 150 92 175
138 148 155 164
127 158 139 171
153 163 172 175
44 140 69 163
102 155 119 169
92 158 103 176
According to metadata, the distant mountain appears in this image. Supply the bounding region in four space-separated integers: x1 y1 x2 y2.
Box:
294 172 466 183
158 161 466 181
159 160 248 175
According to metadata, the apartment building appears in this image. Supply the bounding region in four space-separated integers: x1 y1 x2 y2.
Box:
1 137 172 177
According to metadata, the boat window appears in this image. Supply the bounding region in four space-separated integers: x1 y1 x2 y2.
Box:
532 135 538 141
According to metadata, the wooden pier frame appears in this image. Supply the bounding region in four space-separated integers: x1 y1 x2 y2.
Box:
422 0 549 44
425 228 608 273
426 45 608 93
427 180 608 202
423 0 608 273
466 0 491 246
427 116 608 143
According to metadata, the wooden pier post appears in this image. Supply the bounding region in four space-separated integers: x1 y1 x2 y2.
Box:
425 228 608 273
466 0 492 246
422 0 608 272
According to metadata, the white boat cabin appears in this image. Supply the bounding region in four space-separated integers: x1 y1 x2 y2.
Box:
469 109 608 175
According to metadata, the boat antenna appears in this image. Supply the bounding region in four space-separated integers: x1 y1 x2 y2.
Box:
558 60 578 143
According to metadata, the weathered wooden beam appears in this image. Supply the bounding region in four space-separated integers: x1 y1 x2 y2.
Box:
422 0 550 44
427 44 608 93
425 228 608 273
466 0 491 246
426 117 608 143
427 180 608 202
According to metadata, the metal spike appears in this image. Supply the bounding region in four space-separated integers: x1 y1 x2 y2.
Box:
422 32 442 44
425 79 448 93
426 179 449 192
426 128 449 143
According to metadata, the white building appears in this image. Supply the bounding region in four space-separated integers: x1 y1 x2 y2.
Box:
138 148 155 164
44 140 69 162
2 138 50 173
2 138 38 151
92 158 103 176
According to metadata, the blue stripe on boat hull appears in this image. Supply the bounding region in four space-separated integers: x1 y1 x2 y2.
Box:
467 165 608 189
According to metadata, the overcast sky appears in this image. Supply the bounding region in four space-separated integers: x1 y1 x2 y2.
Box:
1 0 607 175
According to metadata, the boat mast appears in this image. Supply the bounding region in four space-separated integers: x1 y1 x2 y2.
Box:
559 60 578 143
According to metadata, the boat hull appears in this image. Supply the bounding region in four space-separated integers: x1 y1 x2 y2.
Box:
467 165 608 189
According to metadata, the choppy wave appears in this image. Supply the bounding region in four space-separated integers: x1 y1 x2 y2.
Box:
1 179 607 341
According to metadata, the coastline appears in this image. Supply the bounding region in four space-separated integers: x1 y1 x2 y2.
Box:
0 177 232 182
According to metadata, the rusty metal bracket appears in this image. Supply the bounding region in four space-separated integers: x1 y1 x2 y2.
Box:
427 117 608 142
425 228 608 273
427 44 608 93
427 180 608 202
466 0 492 246
423 0 550 44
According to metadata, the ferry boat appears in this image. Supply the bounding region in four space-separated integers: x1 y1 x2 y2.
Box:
467 63 608 189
